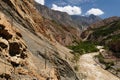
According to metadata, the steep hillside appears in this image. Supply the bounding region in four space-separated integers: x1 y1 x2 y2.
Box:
0 11 42 80
1 0 81 46
87 18 120 57
81 16 120 39
35 2 102 30
81 17 120 43
89 16 120 29
35 2 79 29
0 0 80 80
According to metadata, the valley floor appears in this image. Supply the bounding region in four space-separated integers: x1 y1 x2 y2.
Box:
78 52 120 80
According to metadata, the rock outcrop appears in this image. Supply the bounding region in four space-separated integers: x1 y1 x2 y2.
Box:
0 0 80 80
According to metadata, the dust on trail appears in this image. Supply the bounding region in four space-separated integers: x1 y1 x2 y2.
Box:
78 52 120 80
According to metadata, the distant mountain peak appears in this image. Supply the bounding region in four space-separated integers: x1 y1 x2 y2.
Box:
89 14 97 18
71 14 102 29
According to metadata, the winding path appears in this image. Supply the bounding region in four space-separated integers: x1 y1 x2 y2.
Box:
78 52 120 80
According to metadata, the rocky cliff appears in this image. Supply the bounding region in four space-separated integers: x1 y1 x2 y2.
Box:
1 0 81 46
0 0 81 80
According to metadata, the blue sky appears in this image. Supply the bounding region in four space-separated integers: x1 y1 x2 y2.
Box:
35 0 120 18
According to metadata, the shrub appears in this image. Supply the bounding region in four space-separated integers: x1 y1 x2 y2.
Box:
72 53 80 63
107 40 120 57
108 40 120 53
68 41 99 55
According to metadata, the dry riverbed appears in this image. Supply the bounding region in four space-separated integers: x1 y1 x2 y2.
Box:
78 52 120 80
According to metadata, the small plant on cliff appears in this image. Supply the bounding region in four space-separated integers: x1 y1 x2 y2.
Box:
72 53 80 63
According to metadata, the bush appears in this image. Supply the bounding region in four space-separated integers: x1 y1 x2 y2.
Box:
107 40 120 58
95 53 105 64
108 40 120 52
68 41 99 55
72 53 80 63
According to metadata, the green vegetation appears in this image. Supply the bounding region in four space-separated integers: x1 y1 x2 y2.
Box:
69 41 98 63
89 20 120 57
68 41 98 55
71 53 80 63
107 40 120 58
92 21 120 38
95 53 104 64
105 34 120 41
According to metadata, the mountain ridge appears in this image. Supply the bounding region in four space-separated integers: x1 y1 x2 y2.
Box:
35 2 102 29
71 14 102 29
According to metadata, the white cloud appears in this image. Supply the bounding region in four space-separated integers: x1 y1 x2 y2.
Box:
35 0 44 5
51 4 82 15
86 8 104 16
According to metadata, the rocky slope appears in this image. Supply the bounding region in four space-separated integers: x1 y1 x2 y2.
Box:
81 16 120 40
1 0 81 46
35 2 79 29
0 0 80 80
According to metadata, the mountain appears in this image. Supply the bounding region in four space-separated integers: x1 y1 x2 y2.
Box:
81 16 120 77
35 2 102 30
83 16 120 53
35 2 79 28
71 14 102 29
0 0 80 79
81 16 120 65
81 16 120 39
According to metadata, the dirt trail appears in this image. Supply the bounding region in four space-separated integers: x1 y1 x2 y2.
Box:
78 52 120 80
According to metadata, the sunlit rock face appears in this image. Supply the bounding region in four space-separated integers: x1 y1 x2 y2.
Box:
0 0 80 80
